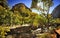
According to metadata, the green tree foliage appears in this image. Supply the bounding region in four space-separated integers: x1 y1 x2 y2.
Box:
0 0 8 9
32 0 54 29
0 0 57 38
0 1 11 38
11 3 55 27
41 0 53 22
0 0 55 27
0 26 10 38
0 7 13 25
12 3 32 25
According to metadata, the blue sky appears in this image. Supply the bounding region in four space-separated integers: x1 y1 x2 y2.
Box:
7 0 32 8
49 0 60 13
7 0 60 13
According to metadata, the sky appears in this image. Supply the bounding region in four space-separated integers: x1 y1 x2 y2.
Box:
7 0 32 8
7 0 60 14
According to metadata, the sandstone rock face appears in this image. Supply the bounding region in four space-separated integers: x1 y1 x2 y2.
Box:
52 5 60 18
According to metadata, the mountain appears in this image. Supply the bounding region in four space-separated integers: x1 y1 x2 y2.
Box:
12 3 31 12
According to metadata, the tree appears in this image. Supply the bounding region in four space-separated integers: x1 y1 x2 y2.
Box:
0 0 8 9
31 0 38 8
12 3 32 25
46 0 53 25
0 8 13 25
0 26 10 38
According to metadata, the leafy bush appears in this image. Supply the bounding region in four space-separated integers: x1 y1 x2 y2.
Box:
0 26 10 38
